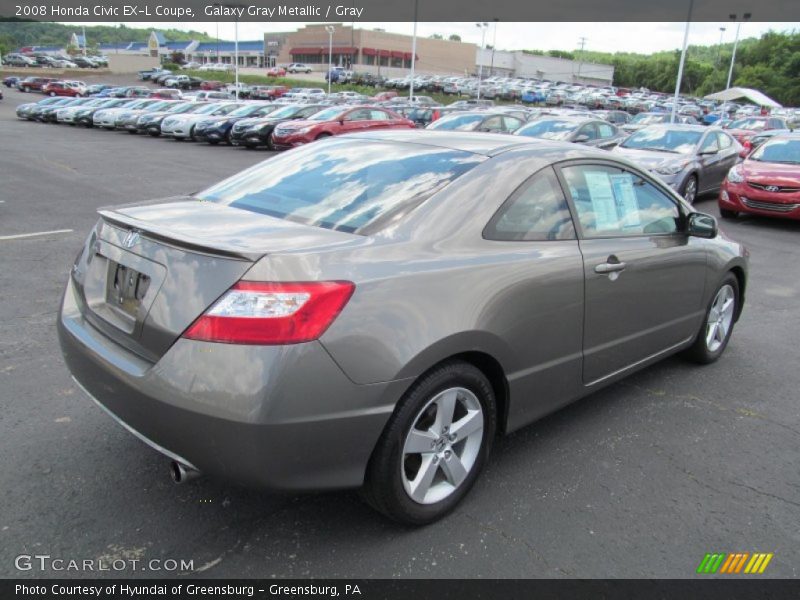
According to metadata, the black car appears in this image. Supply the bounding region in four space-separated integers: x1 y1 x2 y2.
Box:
3 76 21 88
193 103 283 144
230 104 327 148
73 98 136 127
71 56 98 69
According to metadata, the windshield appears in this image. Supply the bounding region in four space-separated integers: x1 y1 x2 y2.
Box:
268 105 308 119
428 114 485 131
194 103 225 114
516 120 579 140
197 139 484 234
229 104 270 117
621 128 702 154
165 103 195 114
750 138 800 164
729 118 768 131
212 104 244 115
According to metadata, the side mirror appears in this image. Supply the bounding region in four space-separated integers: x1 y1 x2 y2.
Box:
739 148 751 159
574 134 590 143
687 212 718 239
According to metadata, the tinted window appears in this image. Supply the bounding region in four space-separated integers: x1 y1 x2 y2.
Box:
198 139 484 234
700 134 719 153
484 167 575 241
597 122 616 138
750 138 800 164
561 165 680 238
577 123 599 141
370 110 391 120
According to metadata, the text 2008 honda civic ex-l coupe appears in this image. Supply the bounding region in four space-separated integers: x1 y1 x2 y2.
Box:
59 131 748 525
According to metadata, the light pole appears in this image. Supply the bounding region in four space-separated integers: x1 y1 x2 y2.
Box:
716 27 726 66
726 13 751 90
670 0 694 125
234 19 239 100
325 25 335 96
489 19 498 77
409 0 418 100
476 22 488 100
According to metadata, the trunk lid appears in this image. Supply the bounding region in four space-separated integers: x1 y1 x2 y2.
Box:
70 198 359 362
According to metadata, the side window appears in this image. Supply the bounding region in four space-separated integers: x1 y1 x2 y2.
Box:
717 133 733 149
597 122 617 138
561 165 681 238
502 116 524 133
483 167 576 241
369 110 391 120
577 123 598 141
481 116 504 132
345 109 370 121
700 134 719 153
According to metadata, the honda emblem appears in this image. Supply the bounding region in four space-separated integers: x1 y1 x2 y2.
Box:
122 230 140 249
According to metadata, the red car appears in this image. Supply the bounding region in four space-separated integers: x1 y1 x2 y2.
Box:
42 81 83 97
719 132 800 221
200 80 225 91
270 106 415 149
723 116 790 145
250 85 287 100
18 77 58 93
266 66 286 77
372 91 398 102
149 88 182 99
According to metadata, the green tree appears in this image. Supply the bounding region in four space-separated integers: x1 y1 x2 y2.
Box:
448 34 461 42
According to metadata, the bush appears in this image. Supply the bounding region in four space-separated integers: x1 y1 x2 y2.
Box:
161 62 181 71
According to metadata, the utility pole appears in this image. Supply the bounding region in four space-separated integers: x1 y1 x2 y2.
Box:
716 27 726 66
671 0 694 125
577 36 587 81
409 0 418 100
489 19 498 77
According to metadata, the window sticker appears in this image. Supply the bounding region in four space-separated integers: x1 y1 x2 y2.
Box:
609 173 641 229
584 171 619 230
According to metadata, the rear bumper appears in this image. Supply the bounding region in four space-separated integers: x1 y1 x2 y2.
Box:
58 277 407 491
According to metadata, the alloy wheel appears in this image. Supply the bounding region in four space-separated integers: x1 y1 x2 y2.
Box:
706 284 735 352
401 387 484 505
684 177 697 203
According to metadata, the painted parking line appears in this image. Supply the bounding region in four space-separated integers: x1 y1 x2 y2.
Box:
0 229 73 241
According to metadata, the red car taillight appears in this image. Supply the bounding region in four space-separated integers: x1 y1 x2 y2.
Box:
183 281 355 345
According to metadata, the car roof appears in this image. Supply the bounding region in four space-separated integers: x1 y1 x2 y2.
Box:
635 123 708 132
341 129 603 158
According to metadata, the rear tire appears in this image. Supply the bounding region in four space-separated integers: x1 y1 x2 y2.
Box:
362 360 497 525
682 273 739 364
720 208 738 219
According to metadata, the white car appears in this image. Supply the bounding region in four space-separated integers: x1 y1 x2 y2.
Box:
160 102 243 139
188 90 231 102
92 99 157 128
56 99 101 124
287 63 312 74
181 61 201 70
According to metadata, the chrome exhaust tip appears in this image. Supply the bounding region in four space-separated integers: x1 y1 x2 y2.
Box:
170 460 200 484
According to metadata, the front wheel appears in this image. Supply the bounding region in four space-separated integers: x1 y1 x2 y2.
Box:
682 274 739 364
681 174 698 204
362 361 497 525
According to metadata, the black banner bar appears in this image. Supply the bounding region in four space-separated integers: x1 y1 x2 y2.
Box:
5 579 800 600
2 0 800 22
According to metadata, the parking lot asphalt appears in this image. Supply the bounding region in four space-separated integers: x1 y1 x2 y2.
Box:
0 85 799 579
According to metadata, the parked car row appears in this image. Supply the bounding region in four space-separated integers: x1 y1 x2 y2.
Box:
3 52 107 69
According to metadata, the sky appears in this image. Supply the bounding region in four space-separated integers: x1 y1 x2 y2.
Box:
67 21 800 54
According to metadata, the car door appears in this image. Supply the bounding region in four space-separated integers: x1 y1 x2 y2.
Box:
715 132 739 180
697 132 724 193
557 161 707 384
340 108 374 133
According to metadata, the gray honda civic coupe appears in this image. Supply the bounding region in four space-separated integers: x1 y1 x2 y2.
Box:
58 130 748 524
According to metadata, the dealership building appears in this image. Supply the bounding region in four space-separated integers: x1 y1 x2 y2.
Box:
476 48 614 85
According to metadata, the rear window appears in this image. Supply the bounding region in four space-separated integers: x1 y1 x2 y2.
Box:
198 139 484 234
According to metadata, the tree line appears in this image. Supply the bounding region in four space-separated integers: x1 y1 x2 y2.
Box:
535 29 800 106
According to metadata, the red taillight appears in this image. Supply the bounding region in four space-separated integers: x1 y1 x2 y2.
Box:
183 281 354 345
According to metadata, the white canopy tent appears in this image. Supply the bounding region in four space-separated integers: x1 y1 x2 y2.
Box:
704 87 782 108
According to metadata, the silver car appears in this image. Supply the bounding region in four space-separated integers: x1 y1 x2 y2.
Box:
59 131 748 524
613 125 742 203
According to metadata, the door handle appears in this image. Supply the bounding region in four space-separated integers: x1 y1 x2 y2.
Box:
595 261 627 274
